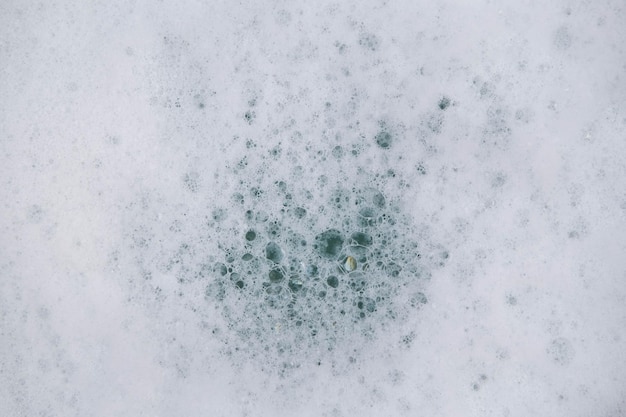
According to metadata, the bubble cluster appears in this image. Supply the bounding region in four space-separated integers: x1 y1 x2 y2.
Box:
119 127 450 375
201 165 449 371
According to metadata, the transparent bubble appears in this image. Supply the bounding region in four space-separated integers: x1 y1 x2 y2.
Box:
326 275 339 288
293 207 307 219
375 130 392 149
331 145 344 159
213 262 227 276
288 277 304 292
350 231 373 247
269 268 285 283
266 220 282 239
314 229 344 259
265 242 284 263
348 272 367 293
357 297 376 313
386 262 402 277
410 292 428 307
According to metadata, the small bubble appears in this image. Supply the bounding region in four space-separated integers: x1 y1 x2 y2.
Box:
386 262 402 277
326 275 339 288
214 263 228 276
357 297 376 313
348 272 367 292
269 145 282 158
332 145 344 159
184 172 200 193
269 268 285 283
212 208 227 222
232 192 244 204
288 277 304 292
255 211 269 223
351 232 373 247
266 220 282 239
244 110 256 124
359 32 380 51
410 292 428 307
357 207 377 227
250 187 263 198
506 294 517 305
438 96 451 110
293 207 307 219
375 131 393 149
305 264 318 277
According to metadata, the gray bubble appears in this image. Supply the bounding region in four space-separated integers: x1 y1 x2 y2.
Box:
348 272 367 293
266 220 282 239
329 188 351 209
288 277 304 292
386 262 402 277
331 145 344 159
212 208 227 222
269 268 285 283
265 242 284 263
351 232 373 247
314 229 344 259
438 96 451 110
359 32 380 51
357 297 376 313
214 262 228 276
255 211 269 223
375 130 392 149
231 192 244 205
326 275 339 288
244 110 255 124
410 292 428 307
357 207 378 227
245 230 256 241
293 207 307 219
285 231 307 250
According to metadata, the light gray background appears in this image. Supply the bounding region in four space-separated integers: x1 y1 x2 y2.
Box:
1 1 625 416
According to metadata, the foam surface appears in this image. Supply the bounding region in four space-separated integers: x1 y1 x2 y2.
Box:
1 1 625 416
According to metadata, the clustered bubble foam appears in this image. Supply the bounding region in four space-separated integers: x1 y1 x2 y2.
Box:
200 158 449 373
122 135 449 375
